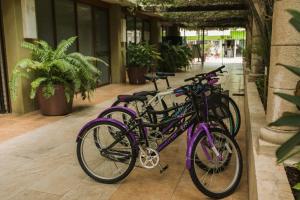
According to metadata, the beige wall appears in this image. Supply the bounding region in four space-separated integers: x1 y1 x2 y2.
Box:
2 0 35 114
109 4 126 83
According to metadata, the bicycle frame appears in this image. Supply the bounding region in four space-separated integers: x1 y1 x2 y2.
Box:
147 88 176 111
92 101 220 170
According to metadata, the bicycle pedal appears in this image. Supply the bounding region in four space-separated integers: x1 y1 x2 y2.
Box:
159 163 169 174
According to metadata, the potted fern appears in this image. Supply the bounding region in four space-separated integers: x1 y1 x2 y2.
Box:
127 43 160 84
10 37 101 116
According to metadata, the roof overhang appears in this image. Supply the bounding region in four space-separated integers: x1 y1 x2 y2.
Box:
99 0 135 7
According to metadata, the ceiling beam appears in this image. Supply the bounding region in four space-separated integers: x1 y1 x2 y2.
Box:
165 4 248 12
173 17 247 24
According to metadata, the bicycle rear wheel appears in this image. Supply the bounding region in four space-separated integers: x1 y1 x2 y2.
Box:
227 97 241 137
189 128 242 199
220 95 241 137
77 121 137 184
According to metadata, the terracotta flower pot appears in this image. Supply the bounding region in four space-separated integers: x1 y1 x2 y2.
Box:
37 85 73 116
127 66 148 84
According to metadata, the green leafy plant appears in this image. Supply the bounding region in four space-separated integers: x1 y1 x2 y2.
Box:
158 43 192 72
127 43 161 68
10 37 101 102
269 9 300 193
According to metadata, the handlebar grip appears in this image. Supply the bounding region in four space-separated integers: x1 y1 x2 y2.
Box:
156 72 175 77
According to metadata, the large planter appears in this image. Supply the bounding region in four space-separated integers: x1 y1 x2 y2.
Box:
37 85 73 116
127 66 148 84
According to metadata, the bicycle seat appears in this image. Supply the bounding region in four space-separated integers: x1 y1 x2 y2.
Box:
156 72 175 77
117 95 147 103
144 74 168 81
133 91 157 97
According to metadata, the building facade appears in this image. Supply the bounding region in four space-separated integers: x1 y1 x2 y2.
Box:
0 0 162 114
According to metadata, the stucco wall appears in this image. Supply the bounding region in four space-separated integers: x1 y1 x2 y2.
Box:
2 0 35 113
109 4 126 83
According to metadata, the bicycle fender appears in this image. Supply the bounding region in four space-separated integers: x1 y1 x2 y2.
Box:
186 123 209 170
76 118 137 145
97 106 138 119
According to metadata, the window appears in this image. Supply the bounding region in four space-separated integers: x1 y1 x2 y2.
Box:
35 0 55 47
77 4 93 56
143 21 150 43
35 0 112 85
136 18 143 43
126 16 151 44
94 8 110 85
126 16 135 44
54 0 77 52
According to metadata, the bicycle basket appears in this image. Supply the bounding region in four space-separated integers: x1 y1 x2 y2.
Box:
208 93 230 119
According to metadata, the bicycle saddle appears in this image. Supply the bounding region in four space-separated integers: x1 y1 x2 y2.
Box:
156 72 175 77
117 95 147 103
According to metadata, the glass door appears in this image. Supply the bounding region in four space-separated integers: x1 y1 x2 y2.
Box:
94 8 110 85
0 5 8 113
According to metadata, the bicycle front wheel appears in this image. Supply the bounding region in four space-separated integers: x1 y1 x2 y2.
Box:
77 121 137 184
189 128 243 199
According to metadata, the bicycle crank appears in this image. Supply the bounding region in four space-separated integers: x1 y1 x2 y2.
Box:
139 147 160 169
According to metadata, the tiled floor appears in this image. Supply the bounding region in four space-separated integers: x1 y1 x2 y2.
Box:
0 83 147 143
0 63 248 200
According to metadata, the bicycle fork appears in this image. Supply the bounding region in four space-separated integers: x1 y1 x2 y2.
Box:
186 123 223 170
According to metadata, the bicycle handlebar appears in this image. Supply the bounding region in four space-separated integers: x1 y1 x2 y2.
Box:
196 65 226 77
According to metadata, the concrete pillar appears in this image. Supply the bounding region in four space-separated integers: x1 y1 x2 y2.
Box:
261 0 300 144
109 5 126 83
251 18 263 74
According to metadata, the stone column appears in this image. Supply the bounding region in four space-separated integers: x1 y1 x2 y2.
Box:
109 5 126 83
251 18 263 74
261 0 300 144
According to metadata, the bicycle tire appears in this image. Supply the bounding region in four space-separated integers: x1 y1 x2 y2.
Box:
77 120 137 184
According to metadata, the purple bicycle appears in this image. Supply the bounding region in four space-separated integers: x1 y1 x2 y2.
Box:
76 80 243 199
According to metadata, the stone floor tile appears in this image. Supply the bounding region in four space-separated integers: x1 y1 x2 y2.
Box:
7 189 61 200
0 63 248 200
29 164 86 195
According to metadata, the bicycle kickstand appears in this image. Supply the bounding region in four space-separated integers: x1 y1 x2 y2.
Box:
158 163 169 174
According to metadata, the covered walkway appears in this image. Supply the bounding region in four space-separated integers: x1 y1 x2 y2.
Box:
0 63 248 200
